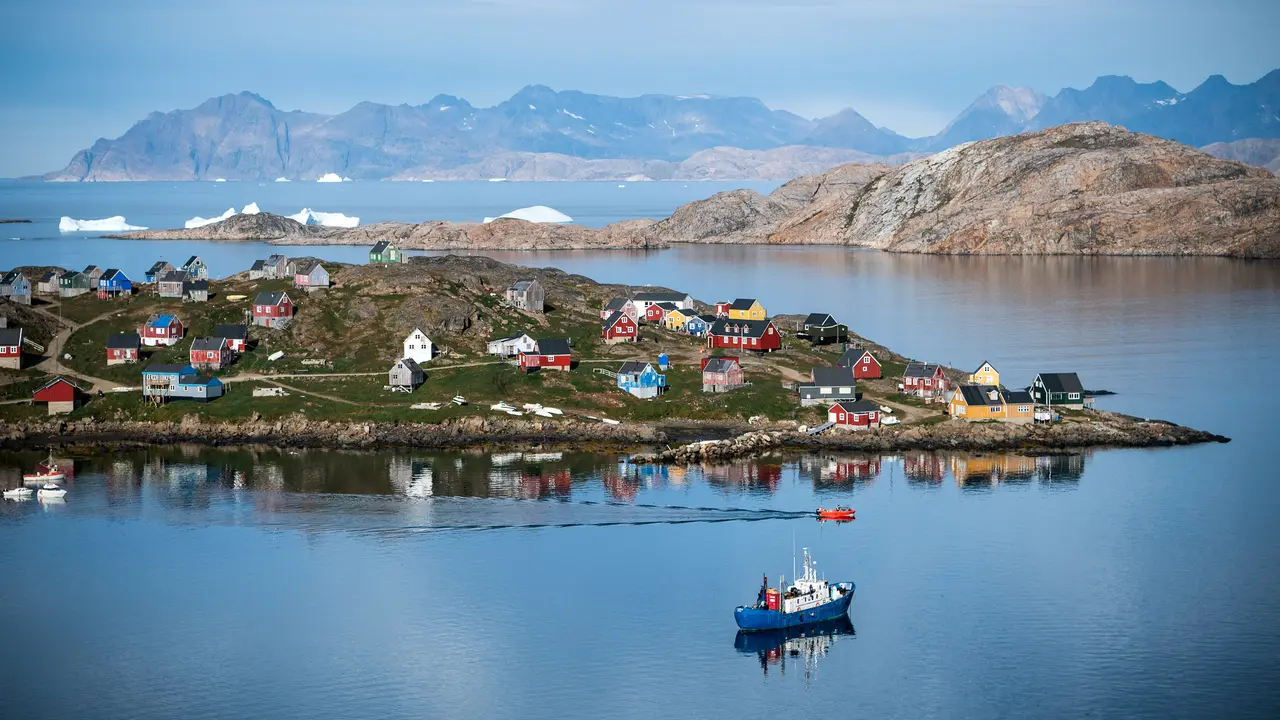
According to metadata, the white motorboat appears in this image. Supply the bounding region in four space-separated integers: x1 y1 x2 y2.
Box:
37 483 67 498
3 486 34 499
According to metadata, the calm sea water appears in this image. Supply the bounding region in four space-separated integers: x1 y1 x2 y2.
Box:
1 183 1279 719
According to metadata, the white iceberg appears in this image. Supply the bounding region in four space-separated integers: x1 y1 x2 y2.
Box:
316 173 343 183
214 178 227 183
287 208 359 228
241 202 261 215
184 207 236 229
341 176 352 182
421 179 435 183
487 178 508 182
482 205 573 224
59 216 147 233
274 177 291 182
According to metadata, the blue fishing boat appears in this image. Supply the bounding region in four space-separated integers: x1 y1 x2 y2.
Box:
734 548 854 632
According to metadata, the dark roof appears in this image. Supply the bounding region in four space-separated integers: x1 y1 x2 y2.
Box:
729 298 757 311
833 399 879 414
158 270 186 284
0 327 23 345
183 256 202 267
837 348 870 366
904 362 943 378
603 297 629 311
633 291 687 302
254 291 289 305
191 337 228 352
534 338 571 356
147 261 172 274
602 311 631 329
702 357 740 374
653 301 680 312
143 363 192 374
249 260 266 271
811 366 856 387
214 324 248 340
1038 372 1085 394
973 360 998 374
266 254 286 263
184 280 209 291
371 240 393 253
509 279 537 291
618 361 651 376
803 313 838 328
100 268 127 281
394 357 422 372
1 271 24 284
40 270 61 282
696 314 717 323
708 318 772 339
959 385 1004 407
297 260 324 274
106 332 140 349
181 374 220 386
83 265 100 273
1004 389 1034 404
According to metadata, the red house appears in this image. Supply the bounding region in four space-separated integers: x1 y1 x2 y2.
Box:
252 291 294 328
839 348 882 379
518 338 572 372
33 376 82 415
0 327 23 370
105 332 141 365
642 303 665 324
714 301 731 317
828 400 880 429
706 318 781 352
602 311 638 345
139 314 184 347
903 362 950 399
190 337 234 370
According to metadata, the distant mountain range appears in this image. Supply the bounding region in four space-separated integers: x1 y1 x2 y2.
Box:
37 70 1280 181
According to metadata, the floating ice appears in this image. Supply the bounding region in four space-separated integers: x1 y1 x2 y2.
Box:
483 205 572 224
214 178 227 183
185 208 236 229
287 208 359 228
241 202 261 215
487 178 507 182
421 179 435 183
274 177 290 182
341 176 352 182
316 173 343 183
59 216 147 232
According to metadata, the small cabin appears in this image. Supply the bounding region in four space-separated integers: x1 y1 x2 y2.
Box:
505 279 544 313
105 332 141 365
701 356 744 393
369 241 403 265
97 269 132 299
0 271 32 306
487 332 537 357
294 261 330 291
139 314 184 347
800 313 847 345
828 400 880 430
33 376 83 416
0 327 23 370
252 291 294 328
183 280 209 303
1030 372 1089 409
181 255 209 280
968 361 1000 387
727 298 766 321
602 311 638 345
616 361 666 399
403 328 434 364
248 260 268 280
157 270 187 298
146 261 175 283
214 324 249 352
838 348 881 379
37 270 62 294
600 297 637 322
902 362 950 400
388 358 424 391
190 337 234 371
518 338 571 372
799 366 858 406
58 272 91 298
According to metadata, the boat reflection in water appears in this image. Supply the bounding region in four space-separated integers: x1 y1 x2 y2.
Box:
734 616 855 679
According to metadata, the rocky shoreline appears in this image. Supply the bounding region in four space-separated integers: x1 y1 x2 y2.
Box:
0 409 1229 462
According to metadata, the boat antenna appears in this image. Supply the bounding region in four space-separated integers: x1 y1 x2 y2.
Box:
792 530 796 585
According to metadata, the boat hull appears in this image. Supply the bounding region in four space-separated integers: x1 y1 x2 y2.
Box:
734 582 855 631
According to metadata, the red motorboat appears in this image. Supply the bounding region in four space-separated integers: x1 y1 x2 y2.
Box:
816 506 855 521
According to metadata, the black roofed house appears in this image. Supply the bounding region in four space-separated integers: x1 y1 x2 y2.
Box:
369 241 403 265
799 313 847 345
0 271 31 305
706 318 781 352
293 261 330 291
157 270 187 299
828 399 881 430
252 291 294 327
213 324 249 352
838 348 882 379
1030 372 1089 409
518 338 571 372
181 256 209 280
82 265 103 283
183 279 209 303
947 385 1037 424
388 358 424 391
248 259 268 280
0 327 23 369
799 365 858 406
58 271 91 297
600 297 637 321
727 298 766 321
105 332 141 365
146 261 174 283
37 270 63 294
902 362 950 400
190 337 234 371
505 279 544 313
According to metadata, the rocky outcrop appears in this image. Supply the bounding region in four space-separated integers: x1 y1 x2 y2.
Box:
1202 138 1280 174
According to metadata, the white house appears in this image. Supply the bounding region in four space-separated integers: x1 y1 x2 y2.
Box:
486 332 537 357
403 328 434 364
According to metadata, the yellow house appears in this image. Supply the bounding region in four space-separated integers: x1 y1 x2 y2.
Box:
727 298 766 321
949 385 1035 425
664 306 693 332
968 361 1000 386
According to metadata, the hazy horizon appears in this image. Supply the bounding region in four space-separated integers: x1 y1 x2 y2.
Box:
2 0 1278 177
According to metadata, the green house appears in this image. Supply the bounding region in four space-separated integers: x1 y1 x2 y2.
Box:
369 241 402 265
58 271 92 297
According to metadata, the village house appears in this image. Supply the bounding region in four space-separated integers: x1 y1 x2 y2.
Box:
902 362 950 400
616 361 666 399
505 279 545 313
714 301 731 317
145 261 174 283
602 311 638 344
369 241 403 265
969 361 1001 387
727 298 766 321
157 270 187 298
264 255 288 279
0 272 32 305
800 313 847 345
1030 372 1089 409
706 318 781 352
388 358 424 391
181 256 209 280
948 385 1036 424
252 291 294 328
139 314 184 347
652 301 681 325
838 347 882 379
518 338 572 372
97 268 132 299
663 306 694 332
403 328 434 364
37 270 62 294
631 291 694 314
600 297 637 322
827 400 881 430
105 332 141 365
33 376 83 416
58 271 91 297
0 327 23 369
1004 390 1036 422
294 261 330 291
190 337 235 371
214 324 249 352
248 260 268 280
183 279 209 303
141 363 223 403
701 356 745 393
685 314 716 337
799 366 858 406
487 332 537 357
82 265 103 284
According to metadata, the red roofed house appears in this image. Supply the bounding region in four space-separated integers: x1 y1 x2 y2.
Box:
33 376 83 415
828 400 880 430
838 348 882 379
602 311 638 345
518 338 572 372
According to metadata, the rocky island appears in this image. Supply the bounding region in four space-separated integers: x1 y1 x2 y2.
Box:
110 123 1280 258
0 255 1229 462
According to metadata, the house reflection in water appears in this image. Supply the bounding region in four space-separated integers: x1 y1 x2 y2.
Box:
951 452 1087 487
697 460 783 493
903 452 948 484
734 617 855 681
797 454 881 487
389 457 434 498
520 470 571 499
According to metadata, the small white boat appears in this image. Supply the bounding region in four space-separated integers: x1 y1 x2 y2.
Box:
522 403 542 411
542 407 563 415
505 410 524 416
534 410 554 418
3 487 33 499
37 484 67 498
879 406 894 414
451 396 467 406
881 416 901 426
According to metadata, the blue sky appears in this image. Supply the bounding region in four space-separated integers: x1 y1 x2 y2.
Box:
1 0 1277 177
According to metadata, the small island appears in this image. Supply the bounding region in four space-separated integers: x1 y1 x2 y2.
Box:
0 254 1229 461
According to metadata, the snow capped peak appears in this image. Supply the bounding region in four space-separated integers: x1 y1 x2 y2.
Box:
980 85 1047 123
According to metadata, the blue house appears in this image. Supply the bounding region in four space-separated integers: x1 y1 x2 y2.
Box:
617 361 666 399
145 261 174 283
684 314 715 337
141 363 223 403
0 271 32 306
97 268 133 298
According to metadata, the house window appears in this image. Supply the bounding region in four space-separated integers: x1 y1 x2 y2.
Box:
956 406 966 415
751 338 758 346
1068 392 1080 400
820 387 832 394
863 357 870 364
839 387 851 394
838 414 845 421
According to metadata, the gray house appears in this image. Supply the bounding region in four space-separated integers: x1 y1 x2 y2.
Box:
157 270 187 298
183 279 209 303
506 279 545 313
265 255 289 279
388 358 424 391
248 260 268 280
798 366 858 406
37 271 62 294
182 256 209 280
